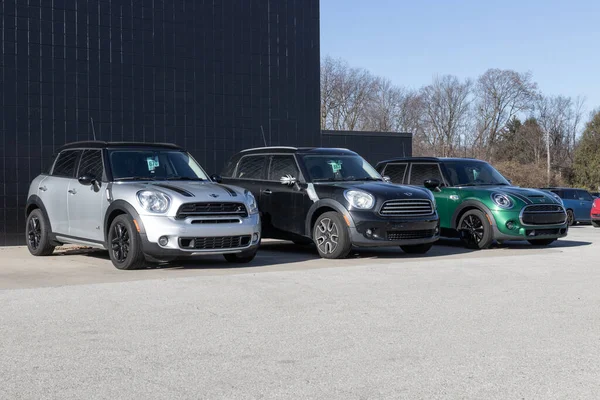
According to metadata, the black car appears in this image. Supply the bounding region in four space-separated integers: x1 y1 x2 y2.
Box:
219 147 440 259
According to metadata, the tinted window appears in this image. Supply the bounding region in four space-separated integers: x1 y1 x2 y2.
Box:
409 163 443 186
562 189 578 200
577 190 594 201
383 163 407 184
77 150 104 180
52 150 81 177
236 156 267 179
443 161 510 186
269 155 299 181
109 150 208 180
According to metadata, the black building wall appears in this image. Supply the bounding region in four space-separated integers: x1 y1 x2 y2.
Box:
321 130 412 166
0 0 320 245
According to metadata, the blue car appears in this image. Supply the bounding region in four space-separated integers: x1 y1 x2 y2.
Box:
541 187 594 225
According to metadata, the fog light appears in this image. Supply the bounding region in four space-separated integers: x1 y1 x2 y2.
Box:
252 233 259 243
158 236 169 246
366 229 373 238
506 221 515 230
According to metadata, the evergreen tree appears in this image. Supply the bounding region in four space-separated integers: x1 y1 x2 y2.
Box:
573 111 600 191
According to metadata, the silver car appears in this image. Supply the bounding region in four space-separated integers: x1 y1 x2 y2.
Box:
25 141 261 269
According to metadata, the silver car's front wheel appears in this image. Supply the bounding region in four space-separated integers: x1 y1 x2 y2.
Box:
108 214 146 270
313 211 351 259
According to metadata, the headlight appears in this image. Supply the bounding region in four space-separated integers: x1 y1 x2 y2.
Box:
344 190 375 209
245 190 258 214
491 192 513 209
137 190 171 213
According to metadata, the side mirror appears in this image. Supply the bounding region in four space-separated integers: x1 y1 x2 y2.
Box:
78 175 96 186
424 179 442 192
280 175 297 186
382 176 391 183
507 179 513 185
211 174 223 183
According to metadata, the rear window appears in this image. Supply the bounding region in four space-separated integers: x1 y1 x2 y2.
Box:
577 190 593 201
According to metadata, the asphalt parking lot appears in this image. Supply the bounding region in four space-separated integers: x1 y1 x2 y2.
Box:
1 226 600 399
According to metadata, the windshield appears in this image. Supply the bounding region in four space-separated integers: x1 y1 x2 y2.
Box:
444 160 510 187
302 154 382 182
109 150 209 181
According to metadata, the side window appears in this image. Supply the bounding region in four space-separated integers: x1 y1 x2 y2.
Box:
268 155 299 181
235 156 267 180
578 190 593 201
382 163 407 184
409 163 443 186
51 150 82 178
563 190 577 200
77 150 105 181
550 190 563 198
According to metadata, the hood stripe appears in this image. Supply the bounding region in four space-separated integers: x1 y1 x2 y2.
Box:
153 183 194 197
216 184 238 197
502 189 532 204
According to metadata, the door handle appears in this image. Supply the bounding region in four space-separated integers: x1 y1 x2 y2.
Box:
39 186 47 192
262 189 272 195
68 189 77 194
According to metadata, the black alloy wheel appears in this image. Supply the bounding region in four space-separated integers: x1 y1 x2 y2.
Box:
108 214 146 270
458 209 493 249
27 215 42 251
25 209 55 256
566 209 575 226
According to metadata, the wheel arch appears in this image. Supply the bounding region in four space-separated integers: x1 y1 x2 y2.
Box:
451 200 496 229
25 195 53 232
305 199 351 238
104 200 146 243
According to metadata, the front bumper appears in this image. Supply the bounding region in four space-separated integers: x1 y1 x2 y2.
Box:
347 210 440 247
490 209 568 241
138 213 261 257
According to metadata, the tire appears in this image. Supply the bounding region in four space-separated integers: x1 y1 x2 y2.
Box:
224 248 257 264
528 239 556 246
400 243 433 254
313 211 352 259
26 209 55 256
593 221 600 228
458 209 493 250
108 214 146 270
566 209 575 226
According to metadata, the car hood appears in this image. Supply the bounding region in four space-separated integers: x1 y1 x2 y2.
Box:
315 181 432 200
115 180 246 200
457 185 562 205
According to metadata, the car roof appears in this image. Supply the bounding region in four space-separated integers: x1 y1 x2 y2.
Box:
239 146 357 156
57 141 183 152
376 156 481 165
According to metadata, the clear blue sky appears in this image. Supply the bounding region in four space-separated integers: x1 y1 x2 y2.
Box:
321 0 600 114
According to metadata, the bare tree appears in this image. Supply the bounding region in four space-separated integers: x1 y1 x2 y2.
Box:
420 75 473 157
474 69 538 161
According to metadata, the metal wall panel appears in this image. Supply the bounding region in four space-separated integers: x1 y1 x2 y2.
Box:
0 0 321 245
321 131 413 166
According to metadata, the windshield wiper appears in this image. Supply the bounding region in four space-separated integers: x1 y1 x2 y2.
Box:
165 176 204 181
348 177 382 181
115 176 157 181
312 178 340 182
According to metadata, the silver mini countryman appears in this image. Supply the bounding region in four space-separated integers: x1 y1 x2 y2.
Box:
25 142 261 269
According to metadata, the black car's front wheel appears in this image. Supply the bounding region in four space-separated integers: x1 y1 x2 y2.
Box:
26 209 55 256
313 212 351 259
458 209 493 249
108 214 146 270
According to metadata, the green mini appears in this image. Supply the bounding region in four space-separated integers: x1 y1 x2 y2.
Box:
375 157 569 249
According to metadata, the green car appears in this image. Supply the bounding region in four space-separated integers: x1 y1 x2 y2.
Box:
375 157 568 249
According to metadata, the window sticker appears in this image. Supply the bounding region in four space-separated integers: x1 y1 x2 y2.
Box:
327 160 343 173
147 156 160 171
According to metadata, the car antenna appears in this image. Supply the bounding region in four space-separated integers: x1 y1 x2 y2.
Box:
90 117 97 141
260 125 268 147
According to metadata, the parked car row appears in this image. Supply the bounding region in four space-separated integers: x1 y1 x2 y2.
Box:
26 141 592 270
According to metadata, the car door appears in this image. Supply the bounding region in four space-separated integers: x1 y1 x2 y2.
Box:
561 189 579 219
261 154 308 237
226 153 268 209
577 190 594 221
67 149 107 241
42 150 82 235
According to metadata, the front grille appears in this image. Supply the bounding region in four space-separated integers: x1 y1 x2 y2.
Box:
380 199 434 216
179 235 251 250
387 229 437 241
525 228 565 237
190 219 240 224
521 204 566 225
176 202 247 219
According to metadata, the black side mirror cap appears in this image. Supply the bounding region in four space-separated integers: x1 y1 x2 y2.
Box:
211 174 223 183
424 179 442 192
78 175 96 186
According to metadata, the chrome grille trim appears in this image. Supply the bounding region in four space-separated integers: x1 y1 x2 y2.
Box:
379 199 434 217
